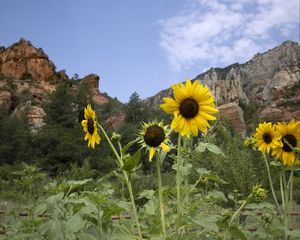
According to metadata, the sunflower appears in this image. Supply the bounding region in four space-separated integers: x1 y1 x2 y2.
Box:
160 79 218 137
272 119 300 166
138 121 171 162
81 104 101 149
253 122 282 154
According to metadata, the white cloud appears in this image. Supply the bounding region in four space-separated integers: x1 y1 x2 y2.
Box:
159 0 299 72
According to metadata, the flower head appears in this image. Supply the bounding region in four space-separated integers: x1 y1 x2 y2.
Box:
250 184 268 203
253 122 282 154
138 120 171 162
160 79 218 137
272 119 300 166
81 104 101 149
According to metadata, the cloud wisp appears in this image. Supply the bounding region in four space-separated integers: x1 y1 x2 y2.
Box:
159 0 299 72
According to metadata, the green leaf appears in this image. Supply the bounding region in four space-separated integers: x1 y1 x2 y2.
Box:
195 142 225 157
172 162 192 177
287 229 300 238
40 219 65 240
66 213 86 235
138 189 155 199
122 139 137 155
206 190 227 202
143 199 157 215
122 150 141 172
189 214 220 232
229 226 247 240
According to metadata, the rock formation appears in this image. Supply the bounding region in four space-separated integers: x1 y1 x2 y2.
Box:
0 38 110 131
145 41 300 134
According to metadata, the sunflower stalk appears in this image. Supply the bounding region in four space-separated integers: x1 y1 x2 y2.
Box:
175 134 182 239
262 153 282 216
280 167 289 240
288 168 294 227
223 198 249 240
156 152 167 238
97 123 143 240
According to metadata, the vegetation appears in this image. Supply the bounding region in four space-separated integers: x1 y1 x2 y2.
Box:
0 80 299 240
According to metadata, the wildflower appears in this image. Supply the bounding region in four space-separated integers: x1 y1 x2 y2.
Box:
272 119 300 166
160 79 218 137
250 184 268 203
200 177 208 184
81 104 101 149
253 122 282 154
138 121 171 162
244 136 256 149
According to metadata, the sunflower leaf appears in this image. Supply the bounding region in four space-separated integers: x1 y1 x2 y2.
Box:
122 150 141 172
122 139 138 155
195 142 225 157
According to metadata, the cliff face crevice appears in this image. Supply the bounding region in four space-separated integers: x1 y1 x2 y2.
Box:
145 41 300 134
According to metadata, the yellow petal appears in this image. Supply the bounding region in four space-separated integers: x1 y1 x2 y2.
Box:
190 119 199 136
95 133 101 144
185 79 193 97
149 147 155 162
160 142 170 152
160 98 179 113
199 111 217 121
172 84 185 102
200 105 219 113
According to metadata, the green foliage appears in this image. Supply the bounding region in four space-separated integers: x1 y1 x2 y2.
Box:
125 92 147 124
0 108 32 165
191 119 267 197
44 83 76 128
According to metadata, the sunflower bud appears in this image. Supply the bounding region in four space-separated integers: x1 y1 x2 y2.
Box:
111 132 121 141
244 137 256 149
250 184 267 203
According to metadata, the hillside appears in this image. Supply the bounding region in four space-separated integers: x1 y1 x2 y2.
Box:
0 38 119 131
145 41 300 135
0 39 299 135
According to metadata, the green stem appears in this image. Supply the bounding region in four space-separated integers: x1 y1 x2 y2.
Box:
282 167 289 230
124 171 143 239
280 168 288 240
156 153 167 238
279 170 285 210
223 199 249 240
98 207 103 240
288 168 294 231
98 124 143 239
176 134 182 239
189 178 202 194
262 154 282 216
98 124 122 165
183 138 189 204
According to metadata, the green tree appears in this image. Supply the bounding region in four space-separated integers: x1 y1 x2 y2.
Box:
0 108 32 164
44 83 76 128
125 91 145 124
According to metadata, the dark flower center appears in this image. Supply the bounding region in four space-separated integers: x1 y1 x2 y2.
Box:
87 118 95 134
179 98 199 119
144 125 165 147
263 132 272 144
282 134 297 152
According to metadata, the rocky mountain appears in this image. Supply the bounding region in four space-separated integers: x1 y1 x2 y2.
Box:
145 41 300 135
1 39 298 135
0 38 109 131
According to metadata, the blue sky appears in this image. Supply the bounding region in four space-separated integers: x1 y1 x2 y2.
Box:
1 0 299 102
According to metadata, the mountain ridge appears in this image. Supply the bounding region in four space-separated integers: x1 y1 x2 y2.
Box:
0 38 299 135
144 40 299 135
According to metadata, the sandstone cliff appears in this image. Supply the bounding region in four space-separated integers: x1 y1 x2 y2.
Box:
145 41 300 135
0 38 109 131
